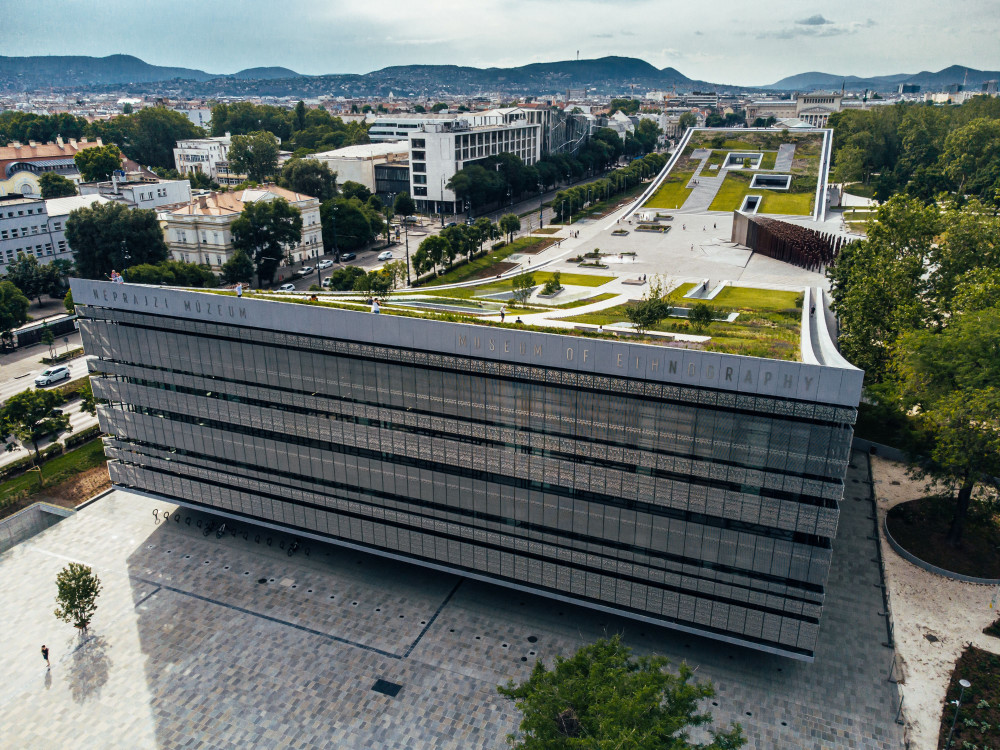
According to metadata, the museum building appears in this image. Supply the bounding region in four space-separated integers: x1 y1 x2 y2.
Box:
73 279 862 660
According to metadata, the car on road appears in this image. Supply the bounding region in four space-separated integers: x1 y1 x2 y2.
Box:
321 277 333 288
338 252 356 262
296 266 314 276
377 250 394 261
35 365 71 386
403 216 420 225
444 221 457 228
317 259 334 269
277 283 296 292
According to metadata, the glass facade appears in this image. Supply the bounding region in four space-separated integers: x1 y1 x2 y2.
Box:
75 282 859 661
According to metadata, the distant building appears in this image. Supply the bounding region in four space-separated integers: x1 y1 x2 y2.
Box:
747 93 844 128
0 137 107 198
0 193 111 275
310 142 411 196
172 108 212 129
161 185 322 272
79 172 191 210
173 134 232 180
898 83 921 94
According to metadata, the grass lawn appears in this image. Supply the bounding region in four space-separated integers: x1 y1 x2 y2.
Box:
547 292 619 309
760 151 778 170
412 271 613 303
0 439 107 513
709 173 814 215
643 169 695 209
938 647 1000 750
562 284 802 360
842 182 876 199
532 227 561 234
420 237 545 286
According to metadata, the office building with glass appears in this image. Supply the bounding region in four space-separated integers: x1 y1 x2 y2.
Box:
73 280 862 660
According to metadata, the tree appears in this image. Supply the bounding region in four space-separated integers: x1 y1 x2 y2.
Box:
38 172 77 199
325 265 366 290
499 213 521 244
340 180 372 202
431 102 448 113
231 198 302 285
40 326 55 359
279 158 338 201
0 388 71 460
124 260 217 288
678 112 697 132
5 252 64 305
511 272 535 306
53 563 103 631
227 130 280 183
498 635 745 750
897 308 1000 545
353 270 393 301
415 235 450 277
688 302 715 332
394 192 416 217
0 280 30 348
625 277 672 335
321 197 375 254
474 217 496 252
90 106 204 169
294 100 307 132
221 249 255 284
382 260 408 289
939 118 1000 201
63 289 75 314
73 144 122 182
65 201 169 280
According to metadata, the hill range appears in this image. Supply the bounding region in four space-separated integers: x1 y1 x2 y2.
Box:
1 54 997 97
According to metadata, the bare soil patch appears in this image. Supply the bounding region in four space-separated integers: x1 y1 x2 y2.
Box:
466 261 519 281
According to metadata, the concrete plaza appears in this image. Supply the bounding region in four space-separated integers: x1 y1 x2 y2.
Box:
0 453 903 749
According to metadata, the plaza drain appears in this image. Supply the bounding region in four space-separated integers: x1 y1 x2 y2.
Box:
371 679 402 698
258 578 268 584
527 636 538 643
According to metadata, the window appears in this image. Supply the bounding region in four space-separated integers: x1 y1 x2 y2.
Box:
413 174 427 184
216 256 222 266
412 138 425 148
414 186 427 196
412 162 426 173
412 150 426 161
53 221 61 230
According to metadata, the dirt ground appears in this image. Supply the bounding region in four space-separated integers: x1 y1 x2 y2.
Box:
0 465 110 521
872 455 1000 750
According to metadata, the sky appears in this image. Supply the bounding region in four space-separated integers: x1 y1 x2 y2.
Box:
3 0 1000 86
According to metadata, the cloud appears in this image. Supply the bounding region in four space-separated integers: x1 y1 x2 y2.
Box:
592 32 614 38
797 14 833 25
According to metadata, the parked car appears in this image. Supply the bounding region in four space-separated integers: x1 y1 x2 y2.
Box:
338 252 356 262
296 266 314 276
377 250 394 261
277 283 296 292
35 365 71 386
403 215 420 225
318 259 334 269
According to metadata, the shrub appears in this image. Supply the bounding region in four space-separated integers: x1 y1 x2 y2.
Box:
541 272 562 295
64 425 102 450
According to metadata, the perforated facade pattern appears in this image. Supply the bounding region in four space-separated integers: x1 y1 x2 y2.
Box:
73 280 861 660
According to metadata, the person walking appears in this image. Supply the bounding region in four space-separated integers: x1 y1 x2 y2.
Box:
236 282 243 298
41 645 50 668
500 306 506 323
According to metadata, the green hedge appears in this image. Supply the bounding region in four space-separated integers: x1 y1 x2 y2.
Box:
64 425 102 450
0 442 64 482
52 376 91 403
41 347 84 365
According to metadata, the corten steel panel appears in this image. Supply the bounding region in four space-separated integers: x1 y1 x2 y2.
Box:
74 284 861 661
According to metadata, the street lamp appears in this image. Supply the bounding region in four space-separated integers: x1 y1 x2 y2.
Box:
385 192 395 247
945 679 972 748
404 221 411 285
465 199 471 223
538 182 544 229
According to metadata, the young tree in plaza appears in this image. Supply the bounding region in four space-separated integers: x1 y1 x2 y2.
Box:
54 563 103 631
510 272 535 307
498 635 745 750
499 213 521 244
231 198 302 286
625 276 672 335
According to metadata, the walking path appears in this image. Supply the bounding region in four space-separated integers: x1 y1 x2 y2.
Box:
773 143 796 172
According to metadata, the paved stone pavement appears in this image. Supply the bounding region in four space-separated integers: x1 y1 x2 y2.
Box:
0 452 903 749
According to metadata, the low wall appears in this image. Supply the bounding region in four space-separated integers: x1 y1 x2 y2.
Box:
883 516 1000 585
0 502 74 554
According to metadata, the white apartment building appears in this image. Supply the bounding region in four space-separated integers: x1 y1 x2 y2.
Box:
408 109 543 214
79 173 191 210
173 134 232 179
0 194 111 275
161 185 323 272
747 92 845 127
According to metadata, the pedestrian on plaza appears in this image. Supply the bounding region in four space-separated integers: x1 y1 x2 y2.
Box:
713 222 717 229
371 299 380 314
515 317 523 324
500 306 506 323
236 282 243 298
703 226 706 231
682 224 686 230
41 645 49 668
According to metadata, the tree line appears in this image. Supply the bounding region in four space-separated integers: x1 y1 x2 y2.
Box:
552 151 667 222
829 96 1000 205
827 195 1000 545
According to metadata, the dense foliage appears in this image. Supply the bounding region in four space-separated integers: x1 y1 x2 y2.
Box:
210 101 369 154
65 201 169 279
498 635 745 749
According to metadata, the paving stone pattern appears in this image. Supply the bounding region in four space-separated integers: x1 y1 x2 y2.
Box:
0 452 903 749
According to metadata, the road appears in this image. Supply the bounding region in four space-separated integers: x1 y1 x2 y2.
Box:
0 356 92 404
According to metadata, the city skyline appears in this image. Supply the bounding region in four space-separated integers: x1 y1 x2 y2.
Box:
3 0 999 87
